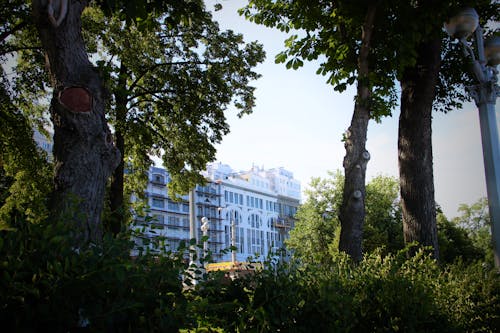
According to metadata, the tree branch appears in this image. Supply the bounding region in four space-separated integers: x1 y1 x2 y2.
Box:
128 61 208 92
1 45 43 57
0 21 28 43
127 87 178 103
130 116 170 144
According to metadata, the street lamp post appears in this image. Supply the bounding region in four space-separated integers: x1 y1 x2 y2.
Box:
231 216 237 264
217 207 237 264
445 8 500 266
188 188 197 265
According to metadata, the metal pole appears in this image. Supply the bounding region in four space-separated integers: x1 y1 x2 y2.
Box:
470 26 500 267
231 213 236 264
445 8 500 267
189 188 196 263
477 98 500 267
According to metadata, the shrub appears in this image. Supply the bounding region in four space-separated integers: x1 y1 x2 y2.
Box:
0 219 188 332
2 219 499 332
188 249 500 332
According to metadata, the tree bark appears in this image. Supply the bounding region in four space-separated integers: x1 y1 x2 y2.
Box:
32 0 120 244
338 5 376 262
108 130 124 234
108 62 128 235
398 38 441 260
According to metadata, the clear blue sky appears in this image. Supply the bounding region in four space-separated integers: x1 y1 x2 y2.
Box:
211 0 493 218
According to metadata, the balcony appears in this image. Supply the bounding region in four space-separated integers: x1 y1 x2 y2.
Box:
274 218 292 229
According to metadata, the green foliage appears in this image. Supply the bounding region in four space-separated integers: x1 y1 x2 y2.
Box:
12 2 264 203
452 198 494 264
434 1 499 113
0 0 30 58
80 4 265 197
188 249 500 332
2 213 499 332
437 212 486 265
241 0 499 117
95 0 207 29
290 169 492 267
0 2 51 227
0 72 51 227
0 216 189 332
240 0 399 120
4 2 264 234
435 261 500 331
364 175 404 254
288 172 404 264
454 197 490 231
286 170 343 265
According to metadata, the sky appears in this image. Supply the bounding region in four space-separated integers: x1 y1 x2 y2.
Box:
210 0 495 218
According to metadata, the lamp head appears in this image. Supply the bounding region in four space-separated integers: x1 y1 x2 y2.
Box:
444 8 479 39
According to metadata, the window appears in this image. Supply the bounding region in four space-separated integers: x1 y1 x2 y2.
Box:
182 203 189 213
225 225 230 247
268 231 281 250
248 229 264 255
167 239 180 250
237 227 245 253
229 192 234 203
239 194 243 205
152 174 165 184
151 198 164 208
228 225 245 253
248 213 262 229
226 210 241 225
167 216 180 226
247 214 264 254
167 200 178 211
152 214 164 224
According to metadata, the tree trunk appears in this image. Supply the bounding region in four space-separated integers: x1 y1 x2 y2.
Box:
33 0 120 244
108 63 128 235
338 5 376 262
398 38 441 260
108 130 124 234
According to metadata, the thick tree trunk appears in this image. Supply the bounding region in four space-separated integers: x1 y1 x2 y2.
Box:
108 63 128 235
398 38 441 260
338 6 376 262
33 0 120 244
109 130 124 234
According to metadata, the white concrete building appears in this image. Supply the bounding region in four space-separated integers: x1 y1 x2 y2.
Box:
135 163 301 262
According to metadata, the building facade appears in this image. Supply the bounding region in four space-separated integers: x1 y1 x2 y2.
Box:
135 163 301 262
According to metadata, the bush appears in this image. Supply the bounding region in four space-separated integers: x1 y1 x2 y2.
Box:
0 219 188 332
188 249 500 332
1 219 499 332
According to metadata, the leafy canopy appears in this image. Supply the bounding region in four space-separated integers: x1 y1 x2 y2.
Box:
240 0 499 118
8 1 265 202
287 172 404 264
82 3 265 196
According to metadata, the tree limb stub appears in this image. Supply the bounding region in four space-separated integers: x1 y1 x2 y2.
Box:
47 0 69 28
59 86 92 113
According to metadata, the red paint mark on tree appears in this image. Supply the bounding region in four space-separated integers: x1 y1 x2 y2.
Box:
59 87 92 113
